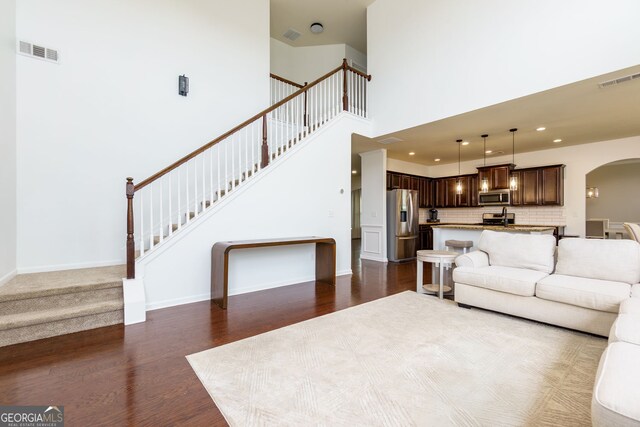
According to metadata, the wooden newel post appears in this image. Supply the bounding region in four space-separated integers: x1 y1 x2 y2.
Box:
342 58 348 111
261 114 269 168
303 82 308 127
126 177 135 280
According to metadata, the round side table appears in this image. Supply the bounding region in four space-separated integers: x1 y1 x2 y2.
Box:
416 250 458 299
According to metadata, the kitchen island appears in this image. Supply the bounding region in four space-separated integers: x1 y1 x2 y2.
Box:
431 224 555 251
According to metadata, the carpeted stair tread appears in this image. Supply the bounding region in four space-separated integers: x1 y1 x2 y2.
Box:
0 265 125 303
0 300 124 331
0 310 123 348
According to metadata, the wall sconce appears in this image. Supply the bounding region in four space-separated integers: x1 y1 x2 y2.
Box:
586 187 599 198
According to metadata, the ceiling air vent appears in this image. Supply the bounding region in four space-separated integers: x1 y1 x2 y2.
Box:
17 40 59 64
283 28 301 41
598 72 640 88
377 137 403 145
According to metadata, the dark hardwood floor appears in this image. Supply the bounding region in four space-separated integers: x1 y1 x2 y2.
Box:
0 239 427 426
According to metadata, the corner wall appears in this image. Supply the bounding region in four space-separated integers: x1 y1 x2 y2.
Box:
16 0 270 272
367 0 640 136
0 0 17 285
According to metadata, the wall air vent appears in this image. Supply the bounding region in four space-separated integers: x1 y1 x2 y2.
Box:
283 28 301 41
377 137 403 145
598 72 640 88
17 40 59 64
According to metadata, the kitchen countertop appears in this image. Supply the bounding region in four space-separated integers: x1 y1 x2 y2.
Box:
429 224 556 232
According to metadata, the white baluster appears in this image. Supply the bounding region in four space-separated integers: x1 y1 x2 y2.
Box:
159 178 164 243
217 144 221 199
225 139 229 194
149 183 154 250
139 192 145 256
251 121 255 173
168 172 173 237
186 162 190 223
177 170 181 229
209 148 214 206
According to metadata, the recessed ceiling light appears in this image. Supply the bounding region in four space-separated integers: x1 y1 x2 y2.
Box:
434 158 441 162
553 139 562 143
536 127 546 131
461 141 470 146
408 152 415 156
351 170 357 174
310 22 324 34
485 150 492 154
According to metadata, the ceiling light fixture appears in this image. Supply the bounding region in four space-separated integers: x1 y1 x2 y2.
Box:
553 139 562 143
481 134 489 193
434 158 441 162
462 141 470 146
485 150 493 154
536 127 546 131
408 152 415 156
456 139 463 195
310 22 324 34
509 128 518 191
352 170 357 174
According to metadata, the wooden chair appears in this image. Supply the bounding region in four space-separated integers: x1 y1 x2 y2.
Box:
586 220 606 239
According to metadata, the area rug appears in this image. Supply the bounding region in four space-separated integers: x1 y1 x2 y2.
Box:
187 291 606 426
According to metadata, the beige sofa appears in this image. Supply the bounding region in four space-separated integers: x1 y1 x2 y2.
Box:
453 230 640 336
452 230 640 425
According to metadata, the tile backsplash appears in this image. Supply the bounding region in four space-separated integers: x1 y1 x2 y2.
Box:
420 206 566 226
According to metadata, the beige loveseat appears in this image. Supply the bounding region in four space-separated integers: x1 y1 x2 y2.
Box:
453 230 640 336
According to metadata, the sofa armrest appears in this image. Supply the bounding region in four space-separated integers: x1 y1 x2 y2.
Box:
455 250 489 268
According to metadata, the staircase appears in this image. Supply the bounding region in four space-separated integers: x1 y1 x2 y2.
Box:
125 59 371 279
0 266 124 347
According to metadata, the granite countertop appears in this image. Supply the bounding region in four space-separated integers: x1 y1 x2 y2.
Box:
429 224 556 232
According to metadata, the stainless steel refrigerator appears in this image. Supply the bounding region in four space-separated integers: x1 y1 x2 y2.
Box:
387 189 419 262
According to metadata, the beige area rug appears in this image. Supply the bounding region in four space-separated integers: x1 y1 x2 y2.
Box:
187 291 607 426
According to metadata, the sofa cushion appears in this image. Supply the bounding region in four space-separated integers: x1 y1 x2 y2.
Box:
453 265 548 297
477 230 556 273
609 314 640 345
556 238 640 284
620 298 640 315
633 284 640 298
536 274 630 313
592 342 640 426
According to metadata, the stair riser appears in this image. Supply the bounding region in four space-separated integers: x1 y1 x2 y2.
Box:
0 310 123 348
0 287 123 316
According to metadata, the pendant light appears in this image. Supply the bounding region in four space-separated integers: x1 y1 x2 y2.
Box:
509 128 518 191
480 134 489 193
456 139 463 195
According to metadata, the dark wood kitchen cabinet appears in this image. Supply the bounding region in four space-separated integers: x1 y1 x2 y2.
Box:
477 164 513 190
401 174 411 189
386 172 401 190
510 165 565 206
418 178 432 208
419 225 433 250
434 178 447 208
410 176 421 191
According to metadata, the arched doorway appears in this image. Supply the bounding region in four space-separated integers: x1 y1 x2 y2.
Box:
585 158 640 239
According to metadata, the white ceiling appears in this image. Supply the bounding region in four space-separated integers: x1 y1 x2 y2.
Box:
352 64 640 171
270 0 374 53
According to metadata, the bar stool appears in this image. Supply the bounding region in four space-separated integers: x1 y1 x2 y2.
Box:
444 240 473 254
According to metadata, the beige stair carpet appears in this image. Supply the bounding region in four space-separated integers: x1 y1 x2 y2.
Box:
187 291 606 426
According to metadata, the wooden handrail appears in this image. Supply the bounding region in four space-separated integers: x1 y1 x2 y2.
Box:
135 63 346 191
269 73 305 88
345 65 372 81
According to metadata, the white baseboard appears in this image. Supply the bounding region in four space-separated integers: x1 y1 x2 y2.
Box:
146 292 211 312
145 269 353 312
360 254 388 263
0 269 17 287
17 259 123 274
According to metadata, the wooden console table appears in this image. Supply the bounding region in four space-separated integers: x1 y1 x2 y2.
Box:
211 237 336 309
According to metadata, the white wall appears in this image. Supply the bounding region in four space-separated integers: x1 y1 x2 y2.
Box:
139 114 372 310
16 0 270 272
367 0 640 136
359 149 387 262
586 162 640 223
270 38 367 85
424 136 640 236
0 0 17 285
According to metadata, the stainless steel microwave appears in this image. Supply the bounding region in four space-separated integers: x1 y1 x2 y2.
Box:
478 189 511 206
